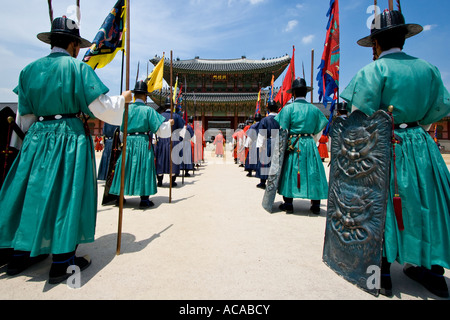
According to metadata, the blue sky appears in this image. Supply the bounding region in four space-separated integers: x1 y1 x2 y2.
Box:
1 0 449 104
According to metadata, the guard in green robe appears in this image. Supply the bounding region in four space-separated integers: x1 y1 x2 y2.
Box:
341 10 450 298
109 81 173 208
275 78 329 214
0 17 132 284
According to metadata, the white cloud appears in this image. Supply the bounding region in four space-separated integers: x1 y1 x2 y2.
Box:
227 0 264 6
423 24 437 32
284 20 298 32
302 34 315 45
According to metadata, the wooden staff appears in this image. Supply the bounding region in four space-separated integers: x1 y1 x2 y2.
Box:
169 50 173 203
47 0 53 23
117 0 130 255
388 0 394 11
310 49 314 104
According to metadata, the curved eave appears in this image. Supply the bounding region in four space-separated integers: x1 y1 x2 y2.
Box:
148 90 269 106
149 55 291 75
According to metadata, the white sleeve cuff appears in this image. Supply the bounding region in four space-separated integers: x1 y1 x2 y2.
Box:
156 121 172 138
88 94 125 126
256 133 265 149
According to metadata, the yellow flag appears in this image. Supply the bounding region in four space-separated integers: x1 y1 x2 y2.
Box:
172 76 178 104
146 55 164 92
82 0 126 69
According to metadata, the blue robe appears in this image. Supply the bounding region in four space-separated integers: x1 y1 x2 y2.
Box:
97 123 120 180
245 122 259 172
181 124 194 171
257 114 280 180
155 110 185 176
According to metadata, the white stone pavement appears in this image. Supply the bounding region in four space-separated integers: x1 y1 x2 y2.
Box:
0 145 449 300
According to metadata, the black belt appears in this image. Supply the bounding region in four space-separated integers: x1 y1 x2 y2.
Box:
37 113 80 121
127 132 149 136
291 133 313 137
394 122 419 129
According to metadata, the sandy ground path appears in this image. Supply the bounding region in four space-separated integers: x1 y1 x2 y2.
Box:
0 147 449 301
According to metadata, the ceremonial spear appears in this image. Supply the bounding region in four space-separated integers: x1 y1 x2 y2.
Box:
311 49 314 104
169 51 173 203
117 0 131 255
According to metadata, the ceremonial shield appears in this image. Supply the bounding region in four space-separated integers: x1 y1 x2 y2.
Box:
262 129 288 213
102 128 121 205
322 110 392 296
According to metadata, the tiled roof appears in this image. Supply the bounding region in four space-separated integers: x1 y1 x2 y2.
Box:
149 55 291 74
149 89 267 104
148 89 332 116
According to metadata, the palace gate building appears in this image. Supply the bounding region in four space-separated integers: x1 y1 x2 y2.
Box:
147 54 291 139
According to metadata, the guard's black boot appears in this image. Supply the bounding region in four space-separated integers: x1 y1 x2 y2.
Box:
0 248 13 267
404 264 449 298
310 200 321 215
171 176 178 187
256 180 266 189
49 251 91 285
279 197 294 214
380 257 393 297
139 196 154 208
157 175 163 187
7 251 49 276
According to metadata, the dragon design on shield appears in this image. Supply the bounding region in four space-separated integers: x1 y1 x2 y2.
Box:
323 110 392 296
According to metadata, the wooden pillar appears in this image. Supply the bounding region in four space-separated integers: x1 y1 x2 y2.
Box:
234 105 238 130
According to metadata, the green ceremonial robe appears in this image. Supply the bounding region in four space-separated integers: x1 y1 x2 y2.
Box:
341 51 450 269
0 52 109 256
109 101 165 197
275 98 329 200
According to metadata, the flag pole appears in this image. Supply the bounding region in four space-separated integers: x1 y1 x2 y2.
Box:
182 75 187 185
311 49 314 104
117 0 130 256
169 50 173 203
120 49 125 93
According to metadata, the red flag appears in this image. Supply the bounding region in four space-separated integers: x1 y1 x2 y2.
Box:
274 46 295 108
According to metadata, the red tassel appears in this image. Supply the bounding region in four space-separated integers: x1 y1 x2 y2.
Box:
297 172 301 189
393 195 404 231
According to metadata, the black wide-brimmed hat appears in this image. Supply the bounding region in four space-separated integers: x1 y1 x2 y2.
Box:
267 100 278 110
337 101 348 113
164 97 171 107
357 10 423 47
287 78 312 94
132 81 149 95
37 16 92 48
